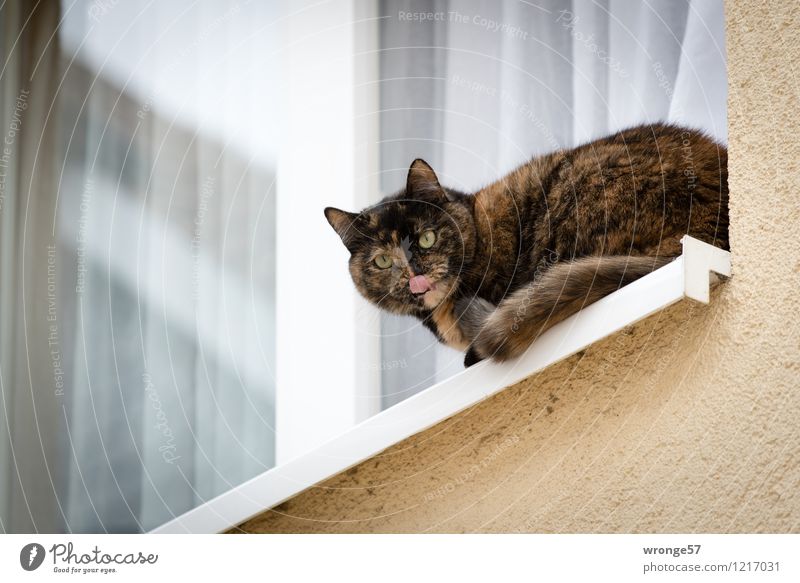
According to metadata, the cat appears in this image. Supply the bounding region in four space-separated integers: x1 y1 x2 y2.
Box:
325 123 728 367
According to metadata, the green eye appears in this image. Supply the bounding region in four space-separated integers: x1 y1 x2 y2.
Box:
419 230 436 249
374 254 392 269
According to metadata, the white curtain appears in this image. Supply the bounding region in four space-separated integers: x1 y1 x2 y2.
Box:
379 0 727 406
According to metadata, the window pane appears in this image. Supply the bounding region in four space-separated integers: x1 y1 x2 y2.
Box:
56 0 278 532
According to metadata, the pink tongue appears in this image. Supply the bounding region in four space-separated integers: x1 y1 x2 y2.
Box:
409 275 433 294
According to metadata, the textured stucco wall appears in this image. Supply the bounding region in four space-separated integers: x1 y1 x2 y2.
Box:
236 0 800 533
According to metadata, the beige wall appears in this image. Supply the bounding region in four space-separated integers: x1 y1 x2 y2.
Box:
236 0 800 533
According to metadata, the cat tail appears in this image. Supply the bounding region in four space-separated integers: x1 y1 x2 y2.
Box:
463 255 675 366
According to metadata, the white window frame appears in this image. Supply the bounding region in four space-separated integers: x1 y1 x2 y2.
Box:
275 0 381 464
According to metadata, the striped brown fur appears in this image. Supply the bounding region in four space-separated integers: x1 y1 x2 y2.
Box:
325 123 728 366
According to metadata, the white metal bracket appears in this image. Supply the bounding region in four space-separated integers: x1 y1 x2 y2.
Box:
681 235 732 303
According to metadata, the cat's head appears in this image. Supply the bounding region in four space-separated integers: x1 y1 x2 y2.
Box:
325 159 475 315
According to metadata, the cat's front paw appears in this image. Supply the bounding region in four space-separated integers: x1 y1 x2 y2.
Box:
464 346 483 368
468 326 511 363
466 310 526 364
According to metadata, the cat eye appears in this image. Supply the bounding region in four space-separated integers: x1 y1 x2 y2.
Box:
418 230 436 249
374 254 392 269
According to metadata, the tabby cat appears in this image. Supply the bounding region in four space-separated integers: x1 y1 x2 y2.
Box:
325 123 728 367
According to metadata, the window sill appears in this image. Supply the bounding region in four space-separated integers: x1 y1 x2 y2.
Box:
151 236 731 534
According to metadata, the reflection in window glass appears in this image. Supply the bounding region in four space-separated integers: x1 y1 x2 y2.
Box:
55 0 278 531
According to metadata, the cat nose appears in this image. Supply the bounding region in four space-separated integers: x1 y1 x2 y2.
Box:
409 258 424 275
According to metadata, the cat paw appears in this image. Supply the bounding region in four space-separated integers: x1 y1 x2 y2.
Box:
466 311 522 363
464 346 483 368
469 330 510 363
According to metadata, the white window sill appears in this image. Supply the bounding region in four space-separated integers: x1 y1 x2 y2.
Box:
151 236 731 534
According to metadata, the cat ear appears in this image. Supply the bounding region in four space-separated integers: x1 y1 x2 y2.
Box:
406 159 454 203
324 207 361 250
